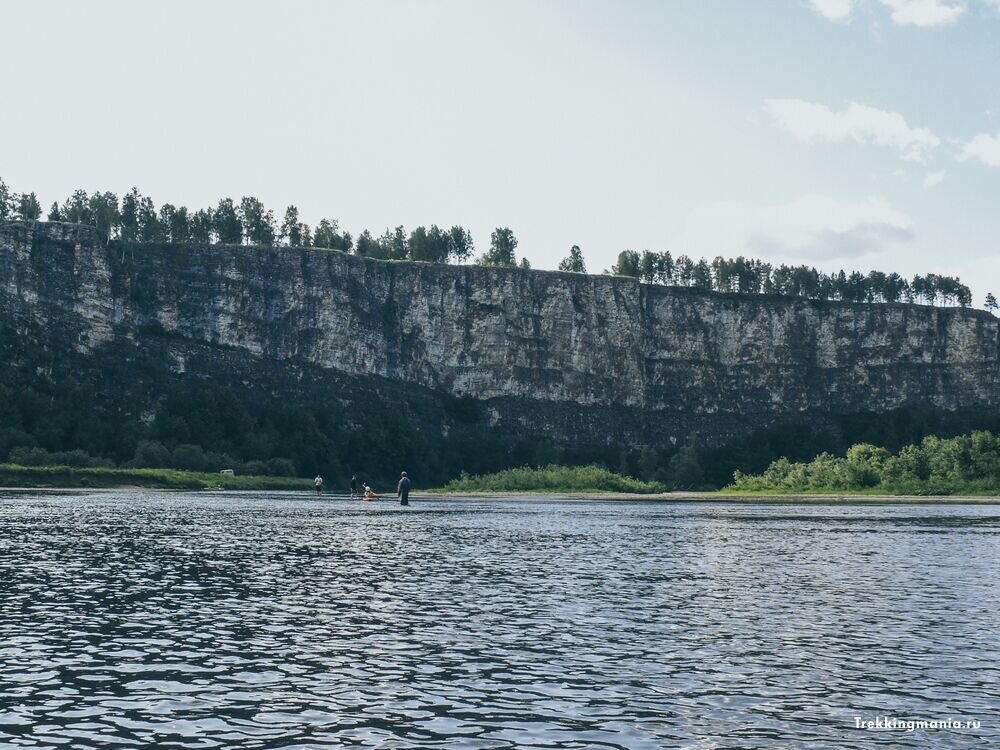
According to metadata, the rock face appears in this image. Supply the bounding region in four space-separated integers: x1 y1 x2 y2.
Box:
1 220 998 448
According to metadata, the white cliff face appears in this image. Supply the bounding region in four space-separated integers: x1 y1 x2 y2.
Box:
1 221 998 445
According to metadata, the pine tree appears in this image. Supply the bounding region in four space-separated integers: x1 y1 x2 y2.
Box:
16 192 42 220
558 245 586 273
477 227 518 267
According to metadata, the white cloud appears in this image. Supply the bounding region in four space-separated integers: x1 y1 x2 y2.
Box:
808 0 975 26
764 99 940 161
680 195 914 263
957 131 1000 166
878 0 965 26
807 0 860 20
922 170 946 187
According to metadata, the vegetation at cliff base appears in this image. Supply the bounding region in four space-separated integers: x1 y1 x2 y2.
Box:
437 465 662 494
727 431 1000 495
0 464 308 491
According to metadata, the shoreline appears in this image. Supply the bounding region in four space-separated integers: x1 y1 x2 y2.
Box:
420 490 1000 503
2 486 998 503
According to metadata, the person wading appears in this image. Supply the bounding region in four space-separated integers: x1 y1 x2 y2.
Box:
313 474 324 495
350 474 358 500
397 471 411 506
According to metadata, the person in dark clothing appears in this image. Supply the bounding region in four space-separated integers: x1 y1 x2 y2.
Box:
397 472 411 506
350 474 358 500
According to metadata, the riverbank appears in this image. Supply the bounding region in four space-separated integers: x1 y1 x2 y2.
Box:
423 490 1000 503
0 464 308 491
1 464 996 502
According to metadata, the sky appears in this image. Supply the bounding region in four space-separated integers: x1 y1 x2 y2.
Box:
2 0 999 304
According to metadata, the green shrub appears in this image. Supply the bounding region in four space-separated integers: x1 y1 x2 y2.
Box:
727 430 1000 495
172 444 206 471
130 440 172 468
266 457 296 477
438 464 662 493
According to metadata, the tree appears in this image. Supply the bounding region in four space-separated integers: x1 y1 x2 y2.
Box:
137 196 164 242
313 218 335 248
0 178 10 219
478 227 518 267
88 191 120 237
519 257 531 269
408 225 431 262
280 205 302 246
376 225 408 260
675 255 695 285
190 208 213 243
61 189 92 225
611 250 640 278
447 226 474 263
131 440 172 468
664 252 678 284
986 293 998 313
239 196 275 246
355 229 384 258
120 188 141 242
15 192 42 221
409 224 451 263
213 198 242 244
639 250 657 283
47 202 61 221
665 445 704 489
314 218 351 251
164 204 191 243
173 443 206 472
692 259 713 290
558 245 587 273
883 272 907 303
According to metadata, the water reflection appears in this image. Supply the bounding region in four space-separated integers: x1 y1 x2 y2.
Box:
1 493 998 748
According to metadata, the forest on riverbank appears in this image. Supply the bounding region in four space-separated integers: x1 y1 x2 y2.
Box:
727 431 1000 495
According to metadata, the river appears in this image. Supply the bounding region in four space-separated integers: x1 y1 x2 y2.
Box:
1 492 997 748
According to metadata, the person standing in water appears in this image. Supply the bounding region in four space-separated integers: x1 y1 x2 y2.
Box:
313 474 324 494
350 474 358 500
397 471 411 506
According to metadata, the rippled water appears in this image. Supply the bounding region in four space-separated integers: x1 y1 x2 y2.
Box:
1 493 998 749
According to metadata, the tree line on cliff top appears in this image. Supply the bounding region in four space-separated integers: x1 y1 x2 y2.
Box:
0 178 991 310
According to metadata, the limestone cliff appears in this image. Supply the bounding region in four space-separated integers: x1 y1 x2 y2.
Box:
1 220 998 449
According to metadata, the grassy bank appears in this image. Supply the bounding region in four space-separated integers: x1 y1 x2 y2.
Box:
434 465 662 494
0 463 309 491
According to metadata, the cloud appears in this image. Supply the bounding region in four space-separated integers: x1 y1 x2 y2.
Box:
957 131 1000 166
680 195 915 263
922 170 946 187
878 0 965 27
763 98 940 161
807 0 973 26
807 0 860 20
